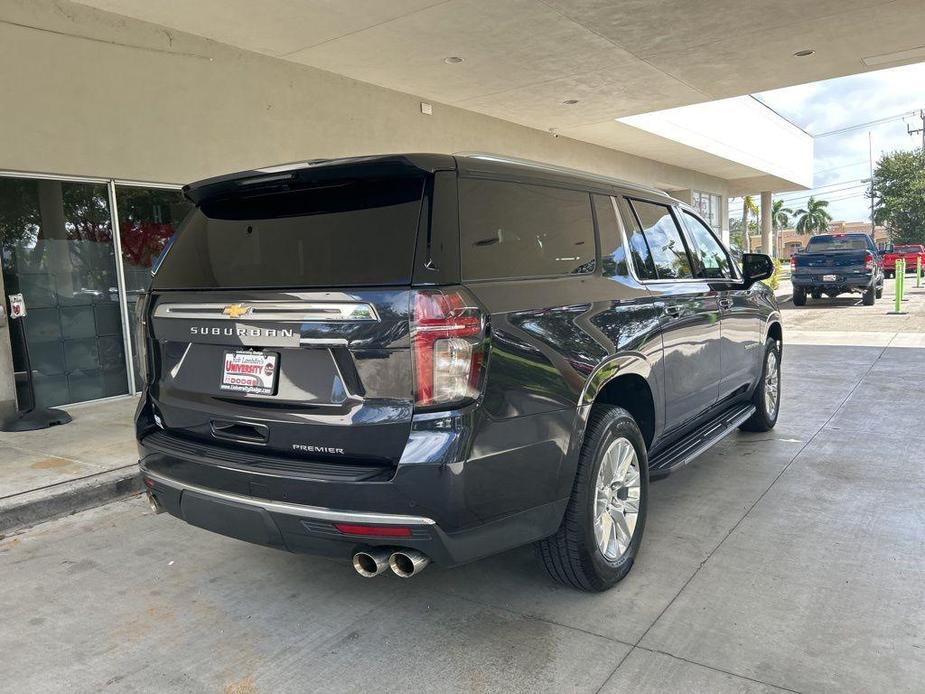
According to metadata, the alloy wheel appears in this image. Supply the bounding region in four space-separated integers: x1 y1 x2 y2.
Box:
593 437 641 561
764 350 780 416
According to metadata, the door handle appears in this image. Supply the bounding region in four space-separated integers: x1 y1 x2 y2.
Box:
718 298 733 310
210 420 269 444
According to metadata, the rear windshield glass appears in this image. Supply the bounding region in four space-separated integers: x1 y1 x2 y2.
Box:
805 235 869 252
152 176 425 289
895 245 924 253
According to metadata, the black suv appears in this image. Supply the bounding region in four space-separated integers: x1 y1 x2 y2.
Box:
136 153 781 591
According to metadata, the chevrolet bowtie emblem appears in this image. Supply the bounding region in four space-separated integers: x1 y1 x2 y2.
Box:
222 303 252 319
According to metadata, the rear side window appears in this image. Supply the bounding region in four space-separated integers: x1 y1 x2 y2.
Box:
460 179 594 280
153 175 425 289
681 211 733 279
627 199 693 280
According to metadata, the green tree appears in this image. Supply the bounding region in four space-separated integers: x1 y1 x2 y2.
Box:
740 195 759 252
870 149 925 245
794 196 832 235
771 199 793 232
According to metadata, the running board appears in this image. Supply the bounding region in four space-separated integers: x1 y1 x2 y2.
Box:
648 403 755 478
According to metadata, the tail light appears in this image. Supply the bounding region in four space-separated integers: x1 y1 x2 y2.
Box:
864 252 874 271
790 256 797 270
411 288 486 408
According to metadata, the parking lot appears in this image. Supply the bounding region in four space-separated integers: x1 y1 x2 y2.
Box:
2 280 923 694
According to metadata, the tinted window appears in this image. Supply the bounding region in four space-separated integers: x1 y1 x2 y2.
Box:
681 211 732 279
628 200 693 279
617 198 657 280
805 235 869 252
460 180 594 280
152 175 425 289
593 194 628 278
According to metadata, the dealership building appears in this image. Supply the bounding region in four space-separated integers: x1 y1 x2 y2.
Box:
1 0 922 415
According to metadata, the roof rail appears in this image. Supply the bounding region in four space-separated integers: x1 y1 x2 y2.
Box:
454 151 668 197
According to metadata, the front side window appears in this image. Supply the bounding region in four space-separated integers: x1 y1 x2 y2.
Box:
681 211 732 279
460 180 594 280
627 199 693 280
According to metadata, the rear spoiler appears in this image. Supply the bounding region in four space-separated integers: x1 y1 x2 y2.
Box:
183 153 456 205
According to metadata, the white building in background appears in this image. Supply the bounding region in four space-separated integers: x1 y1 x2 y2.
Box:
2 0 923 414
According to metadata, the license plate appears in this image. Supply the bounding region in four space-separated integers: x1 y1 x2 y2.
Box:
822 274 837 282
221 351 278 395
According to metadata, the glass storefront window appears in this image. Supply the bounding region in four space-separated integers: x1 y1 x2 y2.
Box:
114 185 192 390
691 191 722 234
0 178 128 407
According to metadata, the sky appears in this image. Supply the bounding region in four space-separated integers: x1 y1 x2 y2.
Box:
730 60 925 224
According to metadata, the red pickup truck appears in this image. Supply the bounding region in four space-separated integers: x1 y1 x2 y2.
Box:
883 244 925 278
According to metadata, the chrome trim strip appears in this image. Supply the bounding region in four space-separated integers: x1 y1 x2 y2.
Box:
142 468 436 526
299 337 349 346
153 301 380 322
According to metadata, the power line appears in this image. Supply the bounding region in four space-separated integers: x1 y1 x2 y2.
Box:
811 110 921 138
730 183 868 212
813 160 868 174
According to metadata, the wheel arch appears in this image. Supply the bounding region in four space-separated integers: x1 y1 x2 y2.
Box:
766 317 783 355
580 354 658 450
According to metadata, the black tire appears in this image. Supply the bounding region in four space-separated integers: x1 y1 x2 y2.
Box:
537 405 648 592
793 287 806 306
876 283 883 299
886 271 894 279
862 283 876 306
740 337 781 433
811 290 822 300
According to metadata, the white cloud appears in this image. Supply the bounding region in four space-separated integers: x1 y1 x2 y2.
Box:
753 61 925 222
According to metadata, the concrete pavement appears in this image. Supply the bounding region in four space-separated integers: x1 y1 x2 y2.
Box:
0 396 141 533
1 283 924 693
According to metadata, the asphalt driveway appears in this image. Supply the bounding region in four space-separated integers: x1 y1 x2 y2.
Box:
1 281 923 693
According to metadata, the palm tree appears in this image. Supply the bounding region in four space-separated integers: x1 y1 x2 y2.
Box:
772 199 793 232
772 199 793 257
794 196 832 236
740 195 759 252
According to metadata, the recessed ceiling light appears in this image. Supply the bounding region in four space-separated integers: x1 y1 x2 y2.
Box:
444 56 464 64
562 99 579 105
793 49 815 57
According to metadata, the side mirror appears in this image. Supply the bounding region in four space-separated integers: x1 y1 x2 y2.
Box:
742 253 774 287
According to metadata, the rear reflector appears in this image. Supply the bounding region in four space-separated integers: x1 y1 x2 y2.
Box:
334 523 413 538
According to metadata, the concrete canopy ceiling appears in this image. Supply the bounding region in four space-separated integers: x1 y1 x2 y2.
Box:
72 0 925 183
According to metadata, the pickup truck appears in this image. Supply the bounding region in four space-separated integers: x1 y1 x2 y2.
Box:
790 233 883 306
882 244 925 278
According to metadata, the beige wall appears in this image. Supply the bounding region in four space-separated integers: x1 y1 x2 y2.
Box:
0 0 731 197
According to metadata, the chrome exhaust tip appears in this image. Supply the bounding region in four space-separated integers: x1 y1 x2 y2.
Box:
388 550 430 578
146 492 164 514
352 548 391 578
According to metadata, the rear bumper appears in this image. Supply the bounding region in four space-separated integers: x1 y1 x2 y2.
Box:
136 395 578 567
792 275 873 290
141 465 565 567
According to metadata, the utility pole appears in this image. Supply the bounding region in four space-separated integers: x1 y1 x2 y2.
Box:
867 131 876 237
908 109 925 151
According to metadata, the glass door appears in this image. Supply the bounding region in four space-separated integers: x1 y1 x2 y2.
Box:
114 184 192 391
0 177 128 407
